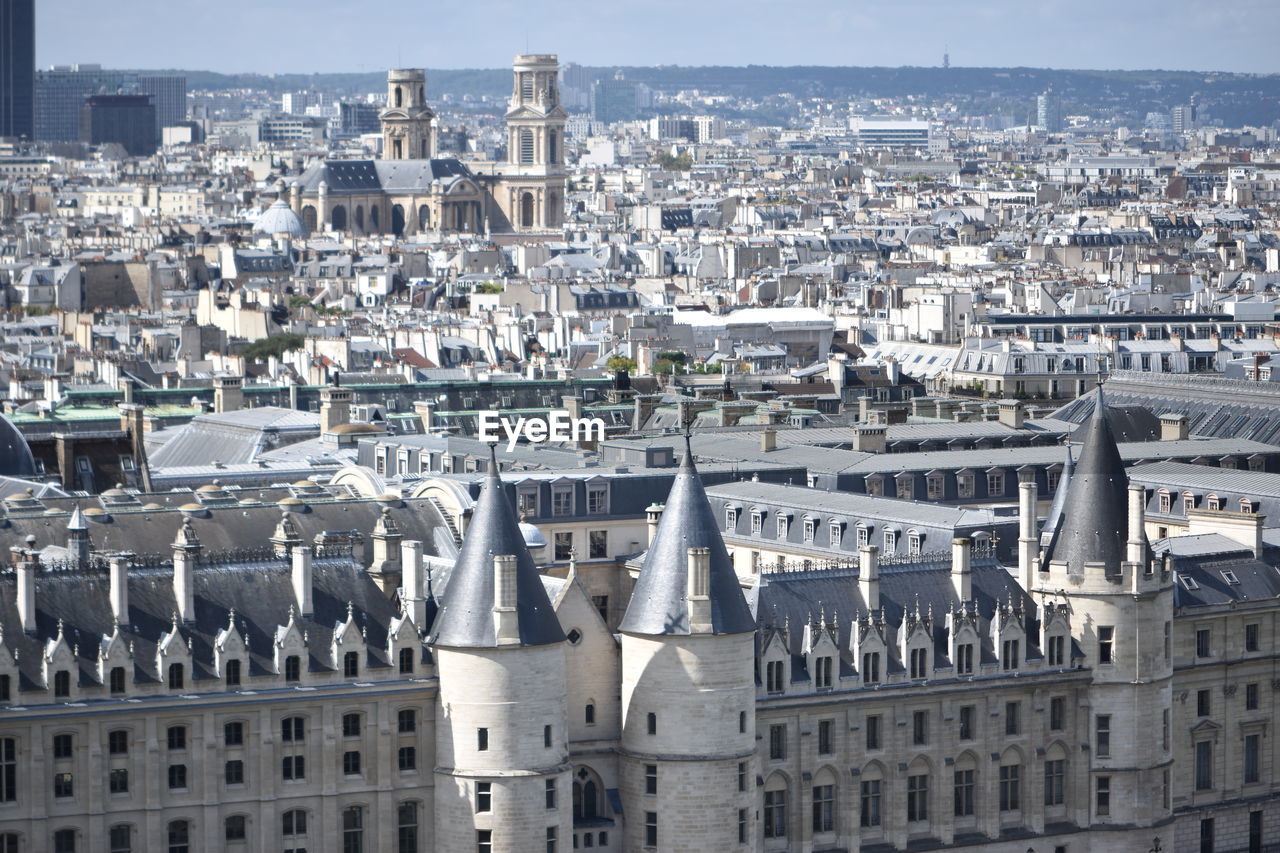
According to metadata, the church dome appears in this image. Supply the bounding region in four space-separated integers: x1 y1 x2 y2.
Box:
253 198 308 238
0 414 36 478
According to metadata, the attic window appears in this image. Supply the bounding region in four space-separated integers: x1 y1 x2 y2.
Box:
1221 571 1240 585
566 629 582 645
1180 576 1200 591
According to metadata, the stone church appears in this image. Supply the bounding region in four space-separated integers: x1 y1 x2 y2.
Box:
289 54 567 237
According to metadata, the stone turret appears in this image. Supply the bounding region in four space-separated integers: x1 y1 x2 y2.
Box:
381 69 435 160
428 449 570 853
617 437 757 852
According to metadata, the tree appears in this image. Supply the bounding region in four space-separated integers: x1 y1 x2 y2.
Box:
652 151 693 171
606 356 637 375
243 333 305 362
475 282 504 295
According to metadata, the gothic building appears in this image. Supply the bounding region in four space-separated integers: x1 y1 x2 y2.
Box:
0 389 1277 852
290 55 567 237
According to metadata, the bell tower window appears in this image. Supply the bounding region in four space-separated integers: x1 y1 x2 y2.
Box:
395 87 403 108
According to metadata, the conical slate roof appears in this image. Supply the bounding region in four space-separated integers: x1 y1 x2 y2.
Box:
619 440 755 636
1039 442 1074 551
1045 386 1130 573
427 454 564 649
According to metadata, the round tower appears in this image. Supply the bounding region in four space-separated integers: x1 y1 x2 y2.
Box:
502 54 567 230
1034 387 1174 849
618 440 757 852
381 68 434 160
429 452 571 853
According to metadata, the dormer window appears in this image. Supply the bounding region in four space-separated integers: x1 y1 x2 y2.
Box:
909 647 928 680
803 517 816 544
907 530 923 556
814 656 833 691
725 506 739 531
856 525 869 548
751 511 764 536
777 514 790 538
1240 498 1256 514
829 521 843 548
766 660 784 695
1183 493 1196 514
1158 490 1171 513
883 529 897 554
1206 494 1221 512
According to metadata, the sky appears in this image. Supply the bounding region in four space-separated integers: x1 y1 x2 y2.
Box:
35 0 1280 75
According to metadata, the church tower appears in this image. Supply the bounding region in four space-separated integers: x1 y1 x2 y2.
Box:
1033 387 1174 850
617 440 757 852
499 54 567 230
428 453 572 853
381 69 434 160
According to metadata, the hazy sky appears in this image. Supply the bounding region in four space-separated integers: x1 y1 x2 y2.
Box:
36 0 1280 75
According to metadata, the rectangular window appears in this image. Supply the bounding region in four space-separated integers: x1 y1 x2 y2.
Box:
815 655 833 690
959 705 975 740
645 811 658 847
1050 697 1065 732
1197 689 1211 718
1048 634 1065 666
1045 759 1065 806
282 717 304 742
956 642 974 674
477 829 492 853
224 759 244 786
109 826 130 853
1250 811 1263 853
860 779 882 827
0 739 15 803
1201 818 1214 853
1002 639 1020 670
343 806 363 853
545 778 556 808
1005 701 1020 736
738 762 747 792
818 719 833 755
862 651 880 683
766 660 784 694
109 768 129 794
763 790 786 839
645 764 657 795
343 750 362 776
954 769 974 817
910 647 928 679
398 746 417 771
586 485 608 514
1246 682 1259 711
54 772 74 798
476 782 492 812
999 765 1021 811
167 764 186 790
588 530 608 560
812 784 834 833
907 774 929 822
1196 740 1213 790
399 709 417 733
544 725 552 749
739 809 748 844
1096 715 1111 757
398 802 418 853
1196 628 1212 658
866 714 881 750
554 531 573 561
912 710 928 746
478 728 489 751
167 726 186 751
769 724 786 760
53 734 73 759
1245 733 1261 784
1246 623 1260 652
343 713 362 738
1098 626 1114 664
1096 776 1111 817
224 722 244 746
282 755 305 781
545 826 556 853
109 730 129 755
551 488 572 516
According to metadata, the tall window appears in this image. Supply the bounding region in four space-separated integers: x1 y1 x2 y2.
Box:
815 656 833 691
818 719 833 755
478 829 492 853
862 652 881 684
398 803 418 853
1005 702 1020 736
1196 628 1212 658
1098 626 1114 664
954 769 974 817
167 764 186 790
519 130 535 164
1002 639 1020 670
909 647 928 679
645 812 658 847
1096 776 1111 816
399 709 417 733
476 782 492 812
285 655 301 682
109 667 126 694
168 663 184 690
812 783 834 833
548 130 558 164
226 659 242 687
865 715 881 750
769 724 786 760
1047 634 1065 666
1244 734 1260 785
959 705 975 740
1095 715 1111 757
860 778 882 827
343 806 364 853
399 648 414 674
167 821 189 853
1044 759 1065 805
766 660 784 694
54 670 71 697
999 764 1020 811
912 710 929 746
763 788 787 838
344 652 360 678
283 809 307 839
956 642 974 675
1196 741 1213 790
907 774 929 822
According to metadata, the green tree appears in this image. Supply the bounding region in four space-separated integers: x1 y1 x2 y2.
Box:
475 282 504 295
606 356 637 375
243 333 305 362
652 151 693 171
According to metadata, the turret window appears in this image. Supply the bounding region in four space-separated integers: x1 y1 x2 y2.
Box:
476 782 491 812
1098 626 1114 664
477 829 492 853
644 812 658 846
646 713 656 735
645 764 657 794
1095 715 1111 757
477 728 489 751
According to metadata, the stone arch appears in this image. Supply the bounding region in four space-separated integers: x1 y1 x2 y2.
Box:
330 204 347 231
572 765 605 822
417 204 430 230
301 205 317 232
521 191 535 229
391 204 405 237
354 205 365 232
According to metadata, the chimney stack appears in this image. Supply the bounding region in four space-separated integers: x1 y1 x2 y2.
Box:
1018 480 1039 590
687 547 711 633
14 548 36 634
951 537 972 601
213 374 244 414
109 553 131 625
1159 413 1188 441
1127 484 1147 566
760 429 777 452
493 554 519 644
172 520 201 623
858 544 880 611
401 539 425 626
292 546 314 617
645 503 664 547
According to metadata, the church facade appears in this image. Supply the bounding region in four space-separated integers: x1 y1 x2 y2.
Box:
290 55 567 237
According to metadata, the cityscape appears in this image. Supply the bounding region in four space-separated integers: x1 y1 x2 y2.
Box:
3 1 1280 852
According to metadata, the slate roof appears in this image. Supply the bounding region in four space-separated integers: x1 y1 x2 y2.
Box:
294 159 475 195
0 413 36 478
619 442 756 636
427 453 565 649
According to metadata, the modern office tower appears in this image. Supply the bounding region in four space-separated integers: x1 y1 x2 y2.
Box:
592 75 640 125
338 101 381 139
0 0 35 139
37 66 186 142
1037 86 1063 132
79 94 157 156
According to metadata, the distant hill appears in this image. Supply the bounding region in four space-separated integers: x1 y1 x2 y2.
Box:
155 65 1280 126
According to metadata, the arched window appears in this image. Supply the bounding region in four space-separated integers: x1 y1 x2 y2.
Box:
167 820 190 853
520 74 534 101
999 749 1023 814
763 773 789 839
860 762 885 829
521 192 535 229
812 768 837 834
1044 743 1067 808
330 205 347 231
906 757 931 825
301 206 317 233
954 752 978 818
573 767 605 821
370 205 380 232
354 206 365 232
647 712 656 735
417 205 430 230
282 808 308 838
585 703 595 725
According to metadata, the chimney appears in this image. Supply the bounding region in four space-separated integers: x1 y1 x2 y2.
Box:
1127 484 1147 566
109 553 130 625
319 383 353 435
1159 413 1188 441
213 374 244 414
414 400 437 434
760 429 777 452
852 425 887 453
401 539 424 626
14 548 36 634
172 520 200 623
998 399 1025 429
646 502 664 547
1018 480 1039 590
292 546 314 617
687 547 712 633
951 537 972 602
858 544 880 611
493 554 520 645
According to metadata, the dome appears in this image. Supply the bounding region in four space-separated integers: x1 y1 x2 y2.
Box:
519 520 547 550
330 422 383 435
0 414 36 478
253 198 308 238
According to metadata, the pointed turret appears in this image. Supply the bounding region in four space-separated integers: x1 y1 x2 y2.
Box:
428 450 564 648
619 440 755 636
1045 386 1130 574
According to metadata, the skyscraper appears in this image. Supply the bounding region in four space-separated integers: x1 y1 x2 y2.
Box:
0 0 35 140
36 66 186 143
1036 86 1063 133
